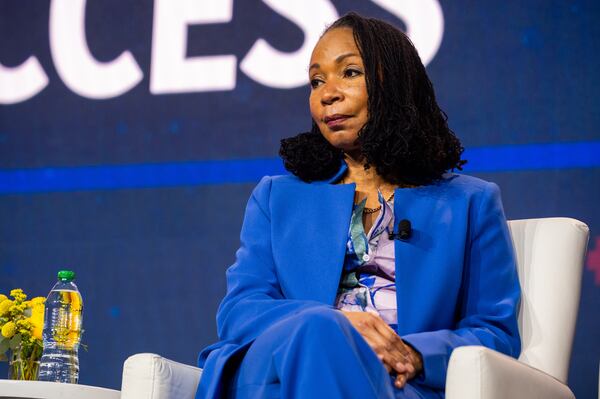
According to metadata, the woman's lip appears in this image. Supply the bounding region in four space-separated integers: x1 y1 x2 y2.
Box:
325 115 351 127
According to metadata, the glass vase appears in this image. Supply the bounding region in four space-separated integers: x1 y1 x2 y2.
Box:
8 344 41 381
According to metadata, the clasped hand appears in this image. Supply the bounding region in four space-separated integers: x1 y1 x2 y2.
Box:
341 311 423 389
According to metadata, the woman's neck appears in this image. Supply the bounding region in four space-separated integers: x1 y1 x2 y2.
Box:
342 153 391 191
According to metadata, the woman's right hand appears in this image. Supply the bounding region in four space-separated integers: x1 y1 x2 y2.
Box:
340 310 421 387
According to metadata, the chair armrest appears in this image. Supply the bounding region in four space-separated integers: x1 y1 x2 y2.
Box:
446 346 575 399
121 353 203 399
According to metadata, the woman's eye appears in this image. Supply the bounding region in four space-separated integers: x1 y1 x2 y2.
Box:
344 68 362 78
310 79 323 88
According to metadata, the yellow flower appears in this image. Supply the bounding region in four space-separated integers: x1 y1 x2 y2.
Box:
29 303 45 341
1 321 16 338
8 302 25 318
16 319 33 331
0 299 13 316
0 294 7 303
29 297 45 306
10 288 26 302
30 303 45 316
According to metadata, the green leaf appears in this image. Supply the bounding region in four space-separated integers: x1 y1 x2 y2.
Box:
9 334 21 350
0 337 9 353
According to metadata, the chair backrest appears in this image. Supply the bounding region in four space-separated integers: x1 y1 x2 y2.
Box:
508 217 589 384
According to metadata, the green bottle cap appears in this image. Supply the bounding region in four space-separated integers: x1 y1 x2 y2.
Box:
57 270 75 281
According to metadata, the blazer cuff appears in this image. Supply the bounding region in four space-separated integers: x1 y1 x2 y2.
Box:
402 331 452 389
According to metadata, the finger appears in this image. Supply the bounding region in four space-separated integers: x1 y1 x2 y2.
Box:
370 315 410 358
400 359 414 374
395 373 407 389
362 329 407 374
393 361 409 374
388 348 416 376
351 315 412 375
359 322 396 356
380 346 411 376
363 335 400 371
363 325 412 373
370 317 411 359
370 342 393 374
381 338 411 370
403 342 423 374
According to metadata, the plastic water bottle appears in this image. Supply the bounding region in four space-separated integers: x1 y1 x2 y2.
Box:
38 270 84 383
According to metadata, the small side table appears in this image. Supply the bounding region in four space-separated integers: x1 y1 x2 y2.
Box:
0 380 120 399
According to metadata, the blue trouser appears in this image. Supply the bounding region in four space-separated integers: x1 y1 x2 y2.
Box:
228 307 443 398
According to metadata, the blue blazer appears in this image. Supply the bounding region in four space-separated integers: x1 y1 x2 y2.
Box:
197 163 521 398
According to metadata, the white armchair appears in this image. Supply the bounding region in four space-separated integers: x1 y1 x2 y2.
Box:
121 353 202 399
121 217 589 399
446 217 589 399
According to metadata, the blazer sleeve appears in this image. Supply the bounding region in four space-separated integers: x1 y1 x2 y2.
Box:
215 176 329 344
402 181 521 389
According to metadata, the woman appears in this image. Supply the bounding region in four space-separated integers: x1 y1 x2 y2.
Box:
197 13 520 399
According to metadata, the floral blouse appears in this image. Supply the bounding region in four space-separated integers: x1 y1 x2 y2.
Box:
334 191 398 330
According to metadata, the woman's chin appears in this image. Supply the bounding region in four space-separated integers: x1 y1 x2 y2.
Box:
323 133 360 151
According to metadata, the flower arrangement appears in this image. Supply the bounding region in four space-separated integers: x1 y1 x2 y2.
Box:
0 289 46 380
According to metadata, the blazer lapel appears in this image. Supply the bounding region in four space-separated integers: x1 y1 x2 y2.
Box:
392 179 465 335
270 179 355 305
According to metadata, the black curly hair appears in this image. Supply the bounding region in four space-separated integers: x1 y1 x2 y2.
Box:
279 12 466 185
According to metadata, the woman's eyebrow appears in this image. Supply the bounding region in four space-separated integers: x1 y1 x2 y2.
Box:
309 52 360 72
334 52 360 64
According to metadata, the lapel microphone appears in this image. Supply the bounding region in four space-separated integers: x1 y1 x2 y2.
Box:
389 219 412 241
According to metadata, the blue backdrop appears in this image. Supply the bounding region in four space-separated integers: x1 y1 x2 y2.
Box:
1 1 599 397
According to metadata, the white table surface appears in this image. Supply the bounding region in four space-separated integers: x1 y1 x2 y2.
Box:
0 380 120 399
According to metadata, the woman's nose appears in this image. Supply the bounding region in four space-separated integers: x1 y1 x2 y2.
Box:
321 83 343 105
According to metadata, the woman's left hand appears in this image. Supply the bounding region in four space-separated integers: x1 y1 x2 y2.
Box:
392 343 423 389
340 311 423 388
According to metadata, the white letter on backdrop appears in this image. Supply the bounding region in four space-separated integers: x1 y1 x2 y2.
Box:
49 0 143 99
240 0 338 89
370 0 444 66
150 0 236 94
0 57 49 104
